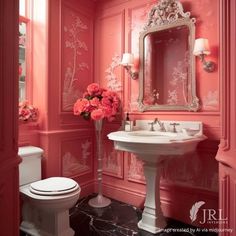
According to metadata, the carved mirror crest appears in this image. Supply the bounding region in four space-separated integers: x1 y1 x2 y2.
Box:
138 0 199 111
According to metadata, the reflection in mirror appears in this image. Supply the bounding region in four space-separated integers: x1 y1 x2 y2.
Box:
144 26 189 106
138 0 199 111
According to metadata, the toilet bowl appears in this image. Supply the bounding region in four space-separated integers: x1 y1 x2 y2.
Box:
19 146 81 236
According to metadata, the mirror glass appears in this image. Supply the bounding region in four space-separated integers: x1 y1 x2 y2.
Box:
138 0 199 111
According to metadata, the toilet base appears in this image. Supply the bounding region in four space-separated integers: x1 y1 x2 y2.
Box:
21 201 74 236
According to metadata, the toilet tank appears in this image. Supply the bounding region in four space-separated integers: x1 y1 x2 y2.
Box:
18 146 43 186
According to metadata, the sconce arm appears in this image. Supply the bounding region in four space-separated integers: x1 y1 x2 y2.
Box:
124 65 138 80
198 54 215 73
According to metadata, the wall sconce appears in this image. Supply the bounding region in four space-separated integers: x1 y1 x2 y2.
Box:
193 38 215 73
120 53 139 80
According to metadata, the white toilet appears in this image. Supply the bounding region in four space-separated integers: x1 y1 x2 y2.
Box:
18 146 81 236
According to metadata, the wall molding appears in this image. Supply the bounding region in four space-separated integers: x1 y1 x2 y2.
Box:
60 136 94 177
38 128 93 136
219 167 231 236
60 2 94 113
218 0 231 152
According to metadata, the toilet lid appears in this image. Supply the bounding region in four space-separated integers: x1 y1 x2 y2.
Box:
30 177 79 196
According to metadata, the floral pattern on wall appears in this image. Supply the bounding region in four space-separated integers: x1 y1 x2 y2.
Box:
102 133 123 178
105 54 122 92
161 152 218 192
103 149 123 178
202 90 219 110
128 154 145 184
167 52 189 105
62 139 92 177
62 8 91 111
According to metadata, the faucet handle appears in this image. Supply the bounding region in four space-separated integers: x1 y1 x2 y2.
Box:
170 123 180 133
148 122 155 131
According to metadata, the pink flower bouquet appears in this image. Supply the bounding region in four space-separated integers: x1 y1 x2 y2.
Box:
73 83 120 121
19 100 38 122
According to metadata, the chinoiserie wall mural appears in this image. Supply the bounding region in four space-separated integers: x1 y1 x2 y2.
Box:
62 138 92 177
62 7 92 111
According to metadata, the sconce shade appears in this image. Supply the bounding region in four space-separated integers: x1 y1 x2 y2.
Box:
193 38 210 56
121 53 134 66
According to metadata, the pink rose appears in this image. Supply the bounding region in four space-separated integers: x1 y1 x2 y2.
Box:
73 83 120 122
90 97 101 107
101 97 112 107
91 109 104 120
102 106 112 118
74 98 90 115
87 83 100 96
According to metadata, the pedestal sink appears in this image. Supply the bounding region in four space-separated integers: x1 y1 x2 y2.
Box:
108 121 206 234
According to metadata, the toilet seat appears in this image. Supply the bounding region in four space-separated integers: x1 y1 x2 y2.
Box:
30 177 79 196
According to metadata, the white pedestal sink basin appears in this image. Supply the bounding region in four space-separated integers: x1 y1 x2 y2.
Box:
108 121 206 234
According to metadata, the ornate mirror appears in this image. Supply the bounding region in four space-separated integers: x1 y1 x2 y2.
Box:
138 0 199 111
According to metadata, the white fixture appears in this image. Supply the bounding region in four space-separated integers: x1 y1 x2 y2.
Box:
108 120 206 234
193 38 215 72
19 146 81 236
120 53 139 79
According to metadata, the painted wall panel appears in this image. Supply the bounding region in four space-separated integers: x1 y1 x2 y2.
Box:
61 4 93 111
95 11 124 96
61 136 93 177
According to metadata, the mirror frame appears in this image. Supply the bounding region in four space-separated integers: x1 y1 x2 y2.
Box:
138 0 199 112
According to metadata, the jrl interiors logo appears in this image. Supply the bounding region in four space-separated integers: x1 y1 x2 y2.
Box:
190 201 205 223
190 201 228 225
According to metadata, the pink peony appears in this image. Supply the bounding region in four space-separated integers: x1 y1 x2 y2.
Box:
19 100 38 121
91 109 104 120
87 83 100 96
74 98 90 114
102 106 112 118
73 83 120 121
90 97 100 107
101 97 112 107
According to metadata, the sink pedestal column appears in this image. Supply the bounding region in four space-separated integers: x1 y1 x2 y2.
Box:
137 159 167 233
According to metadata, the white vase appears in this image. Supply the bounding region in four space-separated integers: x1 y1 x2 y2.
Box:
88 119 111 208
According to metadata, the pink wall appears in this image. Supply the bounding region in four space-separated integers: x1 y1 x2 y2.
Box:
17 0 222 230
94 0 220 228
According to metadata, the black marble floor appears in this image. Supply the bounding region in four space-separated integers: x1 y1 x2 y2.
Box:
70 194 218 236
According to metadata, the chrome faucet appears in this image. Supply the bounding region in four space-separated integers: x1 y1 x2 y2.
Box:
148 118 157 131
156 118 166 132
170 122 180 133
148 118 166 132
